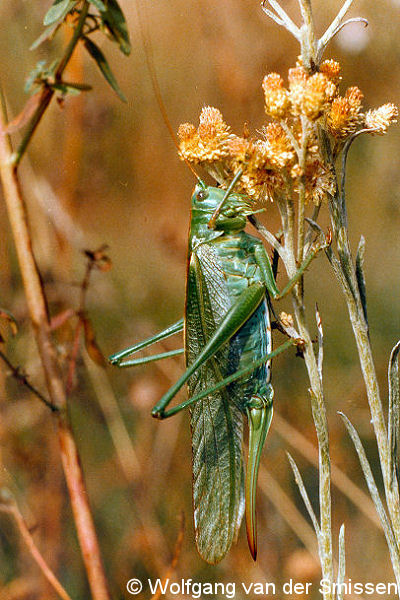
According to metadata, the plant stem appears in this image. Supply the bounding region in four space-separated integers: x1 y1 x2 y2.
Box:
0 97 111 600
0 500 73 600
324 122 400 543
0 348 57 411
336 244 400 539
12 2 90 168
297 0 318 69
292 295 334 600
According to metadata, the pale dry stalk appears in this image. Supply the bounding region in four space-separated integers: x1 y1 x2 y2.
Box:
328 183 400 543
292 295 334 594
0 498 73 600
0 110 111 600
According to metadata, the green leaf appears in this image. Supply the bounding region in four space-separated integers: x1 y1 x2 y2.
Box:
339 411 400 572
337 524 346 600
356 235 368 327
287 452 320 537
88 0 106 11
51 81 92 96
30 22 60 51
43 0 77 26
56 81 93 91
25 60 47 93
83 37 126 101
24 60 58 94
388 340 400 489
51 83 81 96
101 0 131 55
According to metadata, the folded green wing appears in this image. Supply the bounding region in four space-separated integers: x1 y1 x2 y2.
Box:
186 244 245 564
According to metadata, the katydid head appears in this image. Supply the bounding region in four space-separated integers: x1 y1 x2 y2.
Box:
191 183 249 233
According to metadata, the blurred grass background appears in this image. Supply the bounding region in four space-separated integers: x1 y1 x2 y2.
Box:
0 0 399 598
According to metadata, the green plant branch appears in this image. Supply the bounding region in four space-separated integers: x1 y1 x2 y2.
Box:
324 122 400 547
12 1 90 169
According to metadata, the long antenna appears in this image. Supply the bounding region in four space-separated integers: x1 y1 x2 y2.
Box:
134 0 200 181
208 169 243 229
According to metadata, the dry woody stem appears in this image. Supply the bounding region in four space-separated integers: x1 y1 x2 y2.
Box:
0 496 73 600
0 102 111 600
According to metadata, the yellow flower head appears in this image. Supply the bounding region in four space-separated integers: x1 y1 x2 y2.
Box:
178 123 201 162
304 159 336 205
226 137 257 165
288 65 307 115
263 73 290 119
178 56 395 208
326 86 363 139
178 106 232 163
224 137 273 198
319 59 341 84
301 73 335 121
261 123 295 169
345 86 364 110
198 106 230 141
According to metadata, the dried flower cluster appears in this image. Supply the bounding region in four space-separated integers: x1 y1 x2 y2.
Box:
178 58 397 204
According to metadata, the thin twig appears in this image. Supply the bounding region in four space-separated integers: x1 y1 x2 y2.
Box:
287 452 321 538
0 84 111 600
150 513 185 600
318 0 357 57
261 0 300 39
297 0 318 68
257 462 319 560
336 524 346 600
339 412 400 584
0 498 73 600
0 348 57 411
274 413 380 528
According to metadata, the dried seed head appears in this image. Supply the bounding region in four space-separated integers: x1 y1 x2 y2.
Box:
262 123 295 169
178 122 196 141
364 103 398 134
290 164 303 179
327 97 351 138
241 169 284 202
198 106 229 140
326 88 364 140
178 123 202 162
301 73 334 121
304 159 336 204
345 86 364 110
226 137 256 164
226 137 276 199
178 106 232 163
319 59 341 84
263 73 290 119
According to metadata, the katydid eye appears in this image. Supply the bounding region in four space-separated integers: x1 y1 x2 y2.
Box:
196 189 209 201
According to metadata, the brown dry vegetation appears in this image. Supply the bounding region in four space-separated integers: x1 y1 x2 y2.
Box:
0 1 399 598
